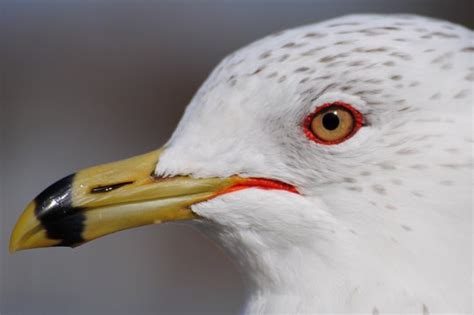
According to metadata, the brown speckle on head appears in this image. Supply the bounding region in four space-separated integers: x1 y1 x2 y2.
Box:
334 40 355 45
259 51 272 59
301 47 326 56
401 225 412 231
278 54 289 62
396 148 418 155
354 47 389 53
412 191 423 197
390 51 412 60
461 46 474 53
295 67 310 73
346 186 363 192
372 184 387 195
347 60 367 67
267 72 278 78
429 31 460 39
383 61 395 67
464 73 474 82
304 32 326 38
251 66 265 75
454 89 470 99
423 304 430 315
430 93 442 100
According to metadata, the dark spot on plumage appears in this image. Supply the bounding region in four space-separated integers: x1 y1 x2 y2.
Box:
251 66 265 75
372 184 387 195
354 47 389 53
278 54 289 62
366 101 384 106
347 60 367 67
429 31 459 39
390 51 412 60
319 53 348 63
303 32 326 38
390 75 402 81
383 61 395 67
410 163 427 170
334 40 354 45
299 77 309 84
300 47 326 57
423 304 430 315
364 79 383 84
412 190 425 198
461 46 474 53
267 72 278 78
346 186 363 192
430 93 441 100
354 89 383 96
282 42 306 49
259 51 272 59
454 89 470 99
295 67 310 73
401 225 412 231
278 75 287 83
311 75 332 81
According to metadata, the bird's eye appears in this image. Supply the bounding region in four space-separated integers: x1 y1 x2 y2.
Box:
304 102 363 145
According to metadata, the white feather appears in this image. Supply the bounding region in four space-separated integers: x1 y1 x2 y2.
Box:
157 14 473 314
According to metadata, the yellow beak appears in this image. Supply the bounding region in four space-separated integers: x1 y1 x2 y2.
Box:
9 149 252 252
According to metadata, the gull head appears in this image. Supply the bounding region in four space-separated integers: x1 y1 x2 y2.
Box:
10 14 473 313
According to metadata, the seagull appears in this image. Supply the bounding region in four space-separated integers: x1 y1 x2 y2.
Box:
10 14 473 314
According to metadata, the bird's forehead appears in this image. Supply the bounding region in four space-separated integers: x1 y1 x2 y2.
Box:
156 14 473 179
192 14 470 115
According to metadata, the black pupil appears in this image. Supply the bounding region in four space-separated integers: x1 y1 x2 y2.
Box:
322 112 340 130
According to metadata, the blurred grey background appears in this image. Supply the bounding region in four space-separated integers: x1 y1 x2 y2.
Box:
1 1 472 314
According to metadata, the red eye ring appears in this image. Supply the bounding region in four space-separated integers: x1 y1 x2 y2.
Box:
303 101 364 145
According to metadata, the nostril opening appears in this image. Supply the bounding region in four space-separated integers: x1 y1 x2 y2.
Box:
90 181 134 194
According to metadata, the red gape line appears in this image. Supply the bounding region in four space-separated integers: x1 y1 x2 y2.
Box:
303 101 364 145
214 178 299 198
